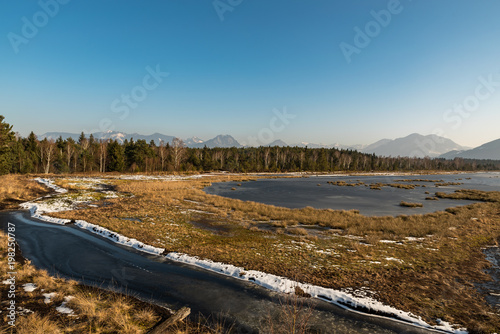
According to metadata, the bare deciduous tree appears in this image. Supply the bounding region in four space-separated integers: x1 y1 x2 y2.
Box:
98 140 108 173
66 140 74 171
263 148 271 170
80 137 90 172
158 141 168 171
170 138 186 171
39 139 56 174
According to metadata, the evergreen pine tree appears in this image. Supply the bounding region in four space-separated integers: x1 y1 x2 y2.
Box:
107 140 125 172
0 115 15 175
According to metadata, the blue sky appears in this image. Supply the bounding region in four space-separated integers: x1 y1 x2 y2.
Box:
1 0 499 147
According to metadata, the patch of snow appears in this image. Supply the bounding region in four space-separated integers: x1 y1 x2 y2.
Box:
181 209 214 215
184 199 203 205
165 252 466 332
342 235 365 240
385 257 404 263
316 249 337 255
56 296 75 315
20 178 120 225
114 174 209 181
73 217 468 332
405 237 425 242
43 292 57 304
74 220 164 255
35 177 67 193
16 307 34 316
23 283 37 292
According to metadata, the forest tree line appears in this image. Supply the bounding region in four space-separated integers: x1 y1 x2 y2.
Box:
1 116 499 175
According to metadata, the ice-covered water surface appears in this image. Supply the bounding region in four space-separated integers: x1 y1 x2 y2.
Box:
478 246 500 312
205 172 500 216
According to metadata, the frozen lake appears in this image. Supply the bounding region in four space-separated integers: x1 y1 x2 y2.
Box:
205 172 500 216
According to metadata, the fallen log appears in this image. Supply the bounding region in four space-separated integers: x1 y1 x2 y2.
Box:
148 306 191 333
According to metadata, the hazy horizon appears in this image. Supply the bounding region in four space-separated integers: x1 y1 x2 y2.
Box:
29 129 483 149
2 1 500 148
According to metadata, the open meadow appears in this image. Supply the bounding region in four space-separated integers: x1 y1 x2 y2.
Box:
31 172 500 333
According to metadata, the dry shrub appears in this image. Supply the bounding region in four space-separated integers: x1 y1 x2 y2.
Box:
132 308 158 326
287 228 309 236
268 294 314 334
68 290 101 319
272 221 287 228
14 313 62 334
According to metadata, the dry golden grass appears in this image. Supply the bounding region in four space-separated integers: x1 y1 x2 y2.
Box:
13 313 62 334
267 294 314 334
0 174 50 210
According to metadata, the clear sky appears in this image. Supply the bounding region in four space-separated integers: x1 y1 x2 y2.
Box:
1 0 499 147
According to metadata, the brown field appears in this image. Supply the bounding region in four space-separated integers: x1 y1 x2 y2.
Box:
39 174 500 333
0 175 50 210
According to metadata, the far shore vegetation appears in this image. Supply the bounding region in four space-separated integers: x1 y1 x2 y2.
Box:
0 115 500 177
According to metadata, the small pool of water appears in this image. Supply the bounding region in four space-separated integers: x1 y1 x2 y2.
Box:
478 247 500 312
204 172 500 216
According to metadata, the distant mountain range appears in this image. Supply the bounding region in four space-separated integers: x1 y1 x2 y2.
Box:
39 131 242 149
191 135 242 148
39 131 175 146
359 133 471 158
439 138 500 160
38 131 499 160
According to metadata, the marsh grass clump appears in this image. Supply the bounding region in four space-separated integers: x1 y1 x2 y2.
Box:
436 189 498 202
327 180 362 187
14 313 62 334
389 183 417 189
267 294 314 334
395 179 443 183
435 182 462 187
287 227 309 236
400 201 423 208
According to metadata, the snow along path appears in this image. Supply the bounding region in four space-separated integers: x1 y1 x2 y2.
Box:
22 178 467 334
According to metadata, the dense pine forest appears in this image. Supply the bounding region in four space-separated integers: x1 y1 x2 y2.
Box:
1 116 499 175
